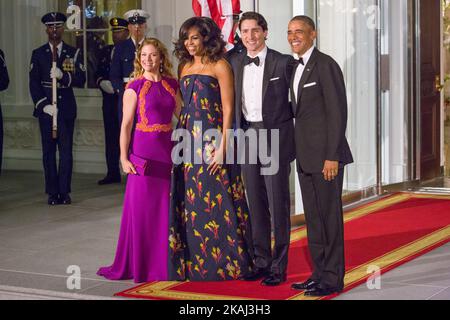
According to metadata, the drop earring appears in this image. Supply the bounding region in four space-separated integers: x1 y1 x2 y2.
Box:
160 62 163 74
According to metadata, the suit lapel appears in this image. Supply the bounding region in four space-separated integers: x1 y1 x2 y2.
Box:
235 51 246 119
290 63 299 114
296 48 318 114
262 48 276 100
59 43 67 65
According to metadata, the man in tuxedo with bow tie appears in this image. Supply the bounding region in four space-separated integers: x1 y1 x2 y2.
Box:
287 16 353 296
228 12 296 286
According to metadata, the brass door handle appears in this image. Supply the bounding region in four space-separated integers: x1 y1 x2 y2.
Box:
436 75 444 92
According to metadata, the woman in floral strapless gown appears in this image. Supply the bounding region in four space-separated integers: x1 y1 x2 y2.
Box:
168 17 252 281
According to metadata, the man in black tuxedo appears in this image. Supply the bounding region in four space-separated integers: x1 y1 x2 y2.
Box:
288 16 353 296
228 12 296 286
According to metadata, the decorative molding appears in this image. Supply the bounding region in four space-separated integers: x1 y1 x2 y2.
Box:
3 119 39 149
73 121 105 148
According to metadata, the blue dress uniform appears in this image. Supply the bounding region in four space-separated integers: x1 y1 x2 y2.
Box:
96 44 121 183
96 17 129 185
0 49 10 175
29 13 86 204
109 10 149 124
109 38 137 124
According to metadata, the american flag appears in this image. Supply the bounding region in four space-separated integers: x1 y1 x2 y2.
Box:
192 0 241 51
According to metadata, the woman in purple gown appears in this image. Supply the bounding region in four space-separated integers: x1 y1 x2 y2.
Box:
97 38 182 283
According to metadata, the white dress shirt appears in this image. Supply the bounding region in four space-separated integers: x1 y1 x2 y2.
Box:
49 42 63 58
132 37 145 49
293 46 315 102
242 46 268 122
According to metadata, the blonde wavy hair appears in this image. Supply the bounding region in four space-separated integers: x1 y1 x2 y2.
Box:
131 38 175 79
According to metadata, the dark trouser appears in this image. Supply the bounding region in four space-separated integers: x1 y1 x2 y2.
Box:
102 94 120 178
118 91 124 126
297 164 345 289
241 122 291 275
38 115 75 196
0 104 3 175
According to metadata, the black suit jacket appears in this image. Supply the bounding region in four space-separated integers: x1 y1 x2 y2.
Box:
291 48 353 174
228 48 296 165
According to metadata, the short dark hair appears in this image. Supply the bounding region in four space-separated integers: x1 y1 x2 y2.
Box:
239 11 268 32
174 16 226 65
290 15 316 31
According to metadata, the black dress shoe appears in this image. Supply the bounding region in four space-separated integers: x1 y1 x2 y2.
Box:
304 285 343 297
98 175 121 185
48 195 59 206
241 268 271 281
261 274 287 286
59 194 72 205
291 278 320 291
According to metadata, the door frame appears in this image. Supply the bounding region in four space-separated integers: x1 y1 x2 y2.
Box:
414 0 444 182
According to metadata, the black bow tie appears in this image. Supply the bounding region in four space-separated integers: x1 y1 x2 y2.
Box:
296 57 305 66
245 56 260 66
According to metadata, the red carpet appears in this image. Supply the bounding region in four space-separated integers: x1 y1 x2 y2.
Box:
116 193 450 300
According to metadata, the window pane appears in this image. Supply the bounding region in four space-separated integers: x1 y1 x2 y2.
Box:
62 31 84 58
58 0 142 88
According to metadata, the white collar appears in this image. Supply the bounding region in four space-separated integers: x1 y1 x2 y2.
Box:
247 45 268 66
132 37 145 47
293 46 314 66
49 42 63 54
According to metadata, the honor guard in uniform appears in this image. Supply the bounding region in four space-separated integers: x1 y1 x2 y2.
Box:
109 9 149 125
96 17 129 185
0 49 9 175
29 12 86 205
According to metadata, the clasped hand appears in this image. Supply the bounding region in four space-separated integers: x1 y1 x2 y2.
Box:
50 67 63 80
43 104 57 116
99 80 115 94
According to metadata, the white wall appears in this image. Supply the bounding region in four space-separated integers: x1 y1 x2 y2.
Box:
259 0 292 54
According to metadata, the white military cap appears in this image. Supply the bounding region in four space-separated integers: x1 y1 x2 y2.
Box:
124 9 150 24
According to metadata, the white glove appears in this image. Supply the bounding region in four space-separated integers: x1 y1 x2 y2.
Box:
43 104 57 116
99 80 115 94
50 67 63 80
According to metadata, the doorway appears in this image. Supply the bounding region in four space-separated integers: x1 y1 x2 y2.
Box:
444 1 450 181
419 0 442 181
